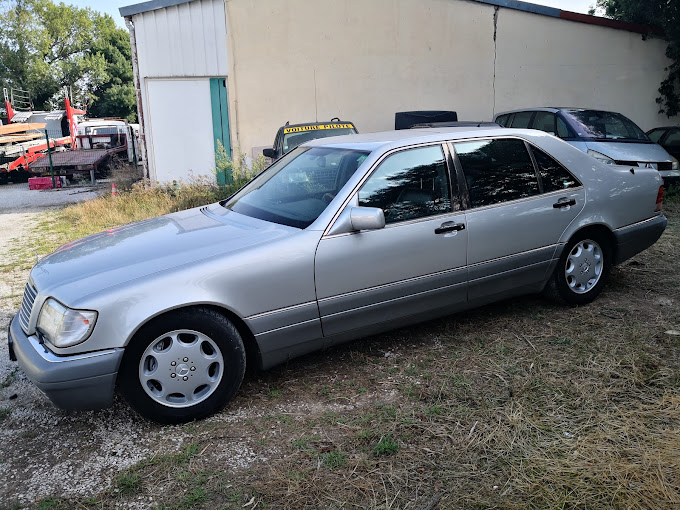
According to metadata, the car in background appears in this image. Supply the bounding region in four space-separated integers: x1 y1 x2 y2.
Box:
646 126 680 186
494 108 680 186
263 118 357 160
9 127 667 423
394 110 458 129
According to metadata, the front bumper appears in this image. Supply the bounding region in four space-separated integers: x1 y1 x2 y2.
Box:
8 313 124 410
612 214 667 265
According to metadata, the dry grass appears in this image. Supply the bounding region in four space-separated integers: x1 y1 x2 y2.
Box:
17 190 680 510
26 174 251 254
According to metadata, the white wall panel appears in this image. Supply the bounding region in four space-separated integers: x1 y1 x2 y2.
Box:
131 0 228 181
145 79 216 183
135 0 228 78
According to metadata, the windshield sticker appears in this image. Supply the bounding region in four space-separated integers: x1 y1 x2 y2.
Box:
283 124 354 134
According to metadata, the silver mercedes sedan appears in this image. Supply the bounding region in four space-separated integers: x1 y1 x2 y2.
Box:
8 127 667 423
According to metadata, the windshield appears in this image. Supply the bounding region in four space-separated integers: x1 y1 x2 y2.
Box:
564 110 650 141
80 126 122 135
225 147 369 229
282 125 357 154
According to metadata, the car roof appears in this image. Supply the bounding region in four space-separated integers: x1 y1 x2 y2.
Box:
79 119 128 127
494 107 621 117
411 121 499 128
303 127 548 152
495 107 561 116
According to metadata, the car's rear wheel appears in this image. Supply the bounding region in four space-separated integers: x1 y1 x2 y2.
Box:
548 230 612 305
119 307 246 424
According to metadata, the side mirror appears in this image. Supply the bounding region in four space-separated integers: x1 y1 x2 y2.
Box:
350 206 385 231
263 148 276 158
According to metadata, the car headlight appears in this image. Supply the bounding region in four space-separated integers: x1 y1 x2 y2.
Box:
36 298 97 348
671 156 679 170
587 149 616 165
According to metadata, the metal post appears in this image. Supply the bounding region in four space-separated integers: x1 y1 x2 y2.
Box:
45 130 56 188
131 133 138 171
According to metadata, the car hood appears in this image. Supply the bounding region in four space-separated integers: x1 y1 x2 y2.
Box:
584 141 673 163
30 204 299 299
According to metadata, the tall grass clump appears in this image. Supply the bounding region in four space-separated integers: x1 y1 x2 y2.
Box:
44 148 266 248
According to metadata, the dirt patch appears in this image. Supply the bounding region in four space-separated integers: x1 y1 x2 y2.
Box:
0 182 100 213
0 212 42 313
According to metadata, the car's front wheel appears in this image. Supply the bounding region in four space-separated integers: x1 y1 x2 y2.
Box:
548 230 612 305
118 307 246 424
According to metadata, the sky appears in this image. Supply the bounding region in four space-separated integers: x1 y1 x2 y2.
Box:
78 0 599 29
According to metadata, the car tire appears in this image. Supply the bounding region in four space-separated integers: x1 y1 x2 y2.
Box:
118 307 246 424
547 230 612 306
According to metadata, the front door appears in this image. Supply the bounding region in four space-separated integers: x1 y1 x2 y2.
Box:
314 144 468 338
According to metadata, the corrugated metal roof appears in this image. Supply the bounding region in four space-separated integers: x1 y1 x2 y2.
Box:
11 111 33 123
120 0 196 17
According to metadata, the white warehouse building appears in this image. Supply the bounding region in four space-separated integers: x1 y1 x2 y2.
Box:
120 0 677 184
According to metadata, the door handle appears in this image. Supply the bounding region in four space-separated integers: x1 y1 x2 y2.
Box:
435 221 465 234
553 198 576 208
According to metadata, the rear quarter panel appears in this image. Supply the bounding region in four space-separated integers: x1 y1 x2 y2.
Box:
527 132 663 242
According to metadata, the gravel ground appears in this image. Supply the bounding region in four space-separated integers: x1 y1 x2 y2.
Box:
0 198 267 508
0 184 160 507
0 181 101 212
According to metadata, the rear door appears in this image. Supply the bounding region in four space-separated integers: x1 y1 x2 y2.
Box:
315 144 468 338
452 137 585 305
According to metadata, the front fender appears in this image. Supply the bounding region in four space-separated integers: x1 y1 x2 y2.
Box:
46 230 322 356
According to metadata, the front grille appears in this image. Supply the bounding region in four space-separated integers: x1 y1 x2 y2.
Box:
658 162 672 171
19 282 37 334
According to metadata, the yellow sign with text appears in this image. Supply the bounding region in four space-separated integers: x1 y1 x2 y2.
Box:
283 123 354 134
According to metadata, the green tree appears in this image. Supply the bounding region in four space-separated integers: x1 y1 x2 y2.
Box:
595 0 680 117
85 14 136 121
0 0 135 120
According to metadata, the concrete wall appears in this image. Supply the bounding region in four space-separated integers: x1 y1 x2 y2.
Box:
225 0 676 158
226 0 495 156
132 0 228 181
494 8 672 131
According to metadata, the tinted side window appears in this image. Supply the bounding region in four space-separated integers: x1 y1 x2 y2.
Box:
358 145 452 224
647 129 665 143
496 114 510 127
665 129 680 147
532 112 556 133
531 146 581 192
454 138 539 208
556 117 571 138
509 111 533 128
